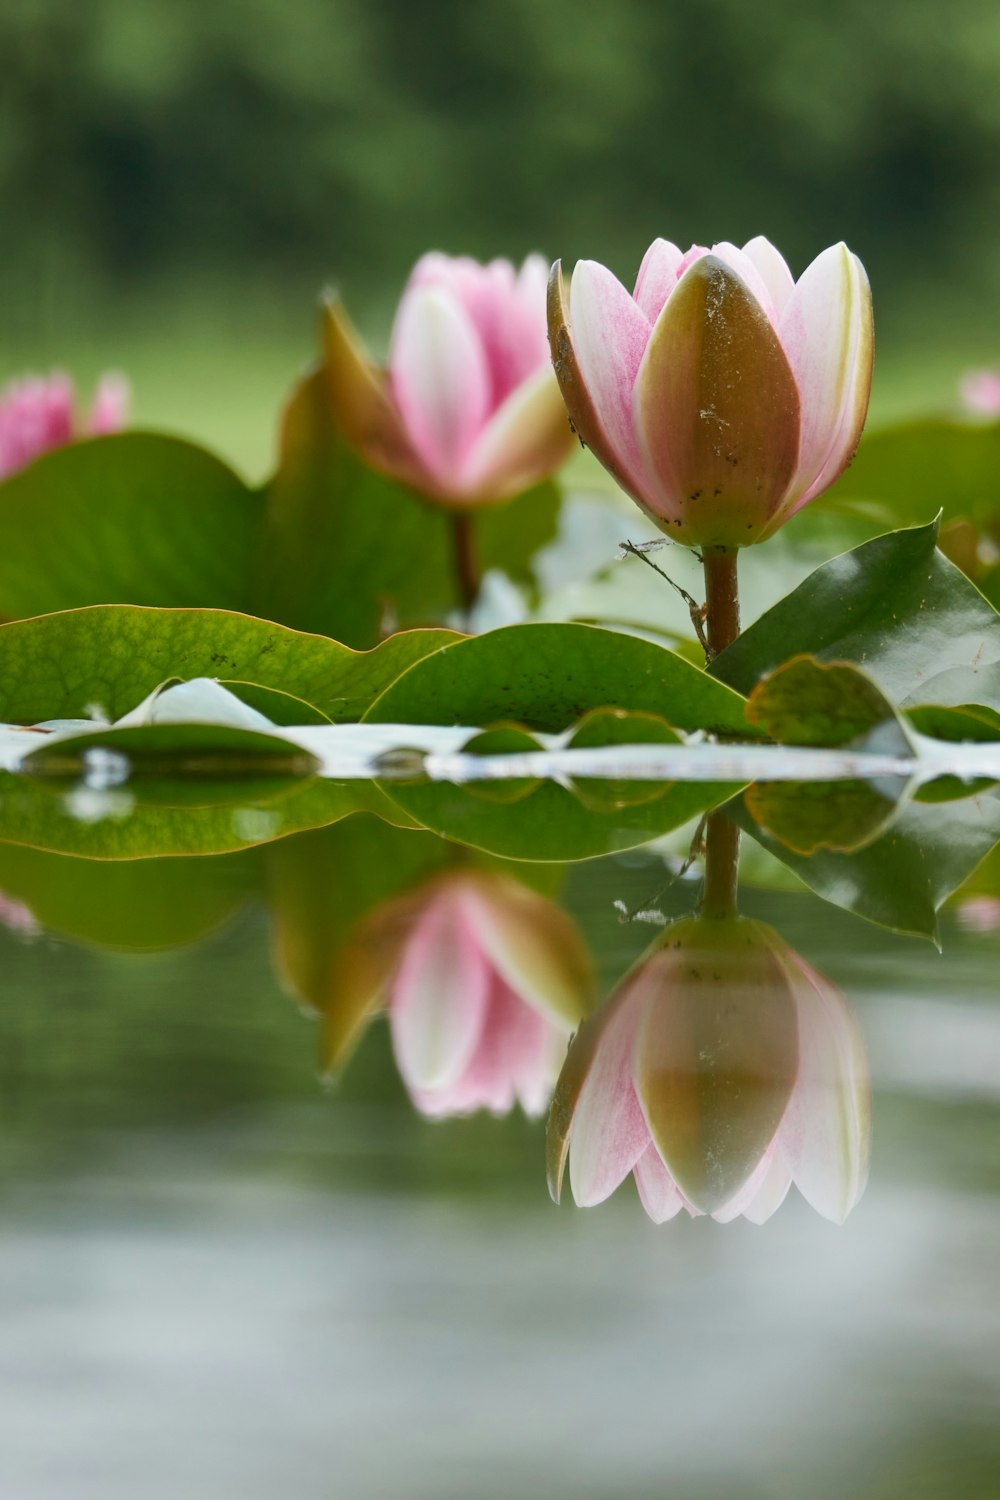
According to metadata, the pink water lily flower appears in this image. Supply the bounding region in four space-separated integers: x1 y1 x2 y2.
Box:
324 252 574 507
0 370 129 482
960 369 1000 419
548 237 873 548
345 871 591 1119
548 916 870 1225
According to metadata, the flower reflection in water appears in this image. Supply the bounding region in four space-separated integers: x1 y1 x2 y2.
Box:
327 870 592 1120
549 914 870 1225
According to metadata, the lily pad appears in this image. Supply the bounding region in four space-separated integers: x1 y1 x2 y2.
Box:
712 520 1000 711
0 605 457 725
0 434 261 618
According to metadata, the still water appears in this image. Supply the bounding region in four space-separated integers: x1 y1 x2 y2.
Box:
0 811 998 1499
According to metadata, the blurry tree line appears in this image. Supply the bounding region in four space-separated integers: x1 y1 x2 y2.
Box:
2 0 1000 330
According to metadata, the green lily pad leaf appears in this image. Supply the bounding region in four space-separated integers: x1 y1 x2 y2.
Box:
743 780 902 856
363 622 748 859
0 435 261 618
746 655 909 749
826 419 1000 528
0 842 253 951
256 365 560 648
0 605 457 725
712 519 1000 712
736 788 1000 939
366 622 754 736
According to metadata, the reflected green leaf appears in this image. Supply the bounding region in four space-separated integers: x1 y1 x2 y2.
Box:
0 771 412 859
737 787 1000 938
743 780 901 855
0 842 253 950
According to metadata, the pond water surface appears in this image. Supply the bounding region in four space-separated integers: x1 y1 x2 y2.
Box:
0 793 998 1500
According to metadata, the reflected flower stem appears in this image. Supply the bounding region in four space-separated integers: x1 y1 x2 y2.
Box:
701 547 741 920
701 810 741 920
451 512 481 614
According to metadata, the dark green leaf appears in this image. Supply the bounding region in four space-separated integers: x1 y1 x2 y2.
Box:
712 520 1000 711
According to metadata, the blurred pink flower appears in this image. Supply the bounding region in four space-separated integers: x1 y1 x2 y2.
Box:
371 871 591 1118
960 370 1000 419
548 237 873 548
549 915 870 1225
325 253 574 506
0 890 41 938
0 371 129 480
956 895 1000 933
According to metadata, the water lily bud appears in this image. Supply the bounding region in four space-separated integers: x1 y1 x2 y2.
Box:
325 253 574 507
0 370 130 481
548 238 873 548
324 870 591 1118
549 915 870 1225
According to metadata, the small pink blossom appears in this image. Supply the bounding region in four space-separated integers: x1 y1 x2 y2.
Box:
956 895 1000 934
960 370 1000 419
325 253 574 506
0 371 130 481
548 237 873 548
549 915 870 1225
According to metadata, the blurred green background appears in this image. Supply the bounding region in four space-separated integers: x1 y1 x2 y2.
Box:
3 0 1000 471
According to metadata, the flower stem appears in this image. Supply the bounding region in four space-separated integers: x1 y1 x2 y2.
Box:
451 512 480 615
702 545 740 661
701 810 741 920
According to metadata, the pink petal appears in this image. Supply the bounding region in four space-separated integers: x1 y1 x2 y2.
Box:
775 243 873 520
742 1153 793 1225
459 877 590 1029
419 976 559 1119
779 958 871 1224
710 1145 789 1223
741 237 796 319
457 364 573 502
388 284 491 492
708 242 781 322
633 239 684 323
632 1143 684 1223
88 373 130 435
568 258 657 502
633 255 801 546
389 890 491 1093
568 984 651 1208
